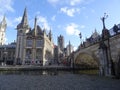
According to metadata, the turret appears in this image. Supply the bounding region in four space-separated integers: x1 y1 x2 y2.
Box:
34 16 37 36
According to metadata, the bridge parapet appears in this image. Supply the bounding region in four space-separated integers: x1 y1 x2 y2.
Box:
74 32 120 76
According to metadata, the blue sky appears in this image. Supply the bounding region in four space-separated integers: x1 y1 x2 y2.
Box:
0 0 120 50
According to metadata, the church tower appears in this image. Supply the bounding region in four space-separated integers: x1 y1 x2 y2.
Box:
66 41 73 56
48 29 52 41
15 8 30 64
0 16 7 45
58 35 64 52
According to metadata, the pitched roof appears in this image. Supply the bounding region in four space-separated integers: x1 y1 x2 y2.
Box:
26 25 43 36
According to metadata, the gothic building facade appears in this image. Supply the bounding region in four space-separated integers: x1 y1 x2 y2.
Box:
15 8 54 65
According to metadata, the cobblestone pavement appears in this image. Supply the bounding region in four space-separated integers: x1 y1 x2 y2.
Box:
0 73 120 90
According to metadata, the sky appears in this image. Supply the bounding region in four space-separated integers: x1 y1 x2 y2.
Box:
0 0 120 50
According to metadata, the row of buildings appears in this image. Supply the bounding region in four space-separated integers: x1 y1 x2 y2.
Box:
54 35 74 65
0 8 73 66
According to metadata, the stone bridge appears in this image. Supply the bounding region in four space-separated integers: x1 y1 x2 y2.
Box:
74 32 120 76
74 33 120 62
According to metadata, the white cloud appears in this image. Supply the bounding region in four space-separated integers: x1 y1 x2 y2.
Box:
47 0 93 6
65 23 80 36
48 0 59 3
51 15 56 21
6 18 14 27
13 17 22 23
60 7 80 17
37 16 50 30
35 11 41 15
91 9 95 13
47 0 59 5
80 25 85 29
74 46 77 51
57 25 61 29
70 0 84 6
2 16 22 28
0 0 15 28
0 0 14 14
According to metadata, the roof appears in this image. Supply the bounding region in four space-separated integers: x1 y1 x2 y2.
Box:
91 29 100 39
0 43 16 49
26 25 43 36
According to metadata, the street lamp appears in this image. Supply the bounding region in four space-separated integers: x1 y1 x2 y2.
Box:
79 32 82 48
79 32 82 42
101 13 108 29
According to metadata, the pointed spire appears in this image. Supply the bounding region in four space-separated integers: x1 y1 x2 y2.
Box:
2 15 6 24
34 16 37 36
49 29 51 35
69 40 71 46
1 15 7 26
17 7 29 29
43 27 46 34
49 29 52 41
95 28 97 32
21 7 28 27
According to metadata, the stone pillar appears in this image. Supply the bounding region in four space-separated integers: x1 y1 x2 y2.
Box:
99 41 110 76
32 38 36 64
22 36 26 65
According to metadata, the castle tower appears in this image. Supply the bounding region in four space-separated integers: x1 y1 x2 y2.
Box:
15 7 30 64
0 16 7 45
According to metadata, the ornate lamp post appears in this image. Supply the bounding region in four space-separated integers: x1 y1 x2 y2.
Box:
101 13 108 29
79 32 82 42
79 32 82 48
100 13 115 76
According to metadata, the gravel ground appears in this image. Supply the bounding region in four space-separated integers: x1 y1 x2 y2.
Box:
0 73 120 90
